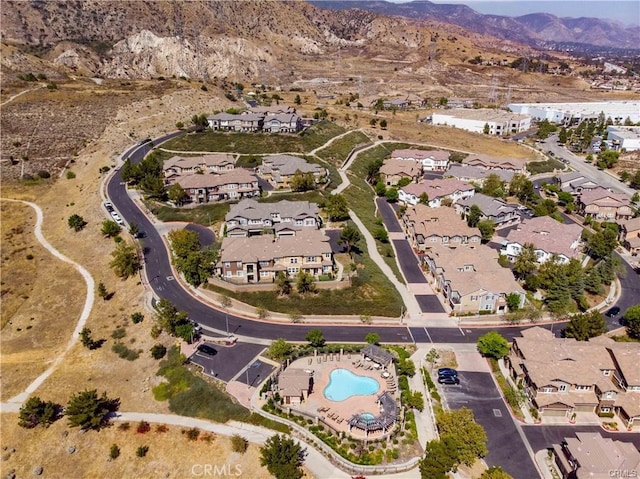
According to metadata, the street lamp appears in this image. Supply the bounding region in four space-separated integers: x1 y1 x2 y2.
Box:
225 313 230 337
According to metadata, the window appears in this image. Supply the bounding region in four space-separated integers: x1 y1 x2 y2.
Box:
603 370 611 376
305 256 316 263
236 261 242 267
290 258 298 264
225 271 232 277
260 271 270 277
287 267 299 274
237 271 244 277
471 296 478 301
600 407 611 413
575 385 590 391
559 384 568 392
541 387 554 393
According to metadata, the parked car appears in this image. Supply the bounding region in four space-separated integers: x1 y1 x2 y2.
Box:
438 375 460 385
197 343 217 356
437 368 458 378
605 306 620 317
104 202 114 212
188 319 203 332
111 212 124 225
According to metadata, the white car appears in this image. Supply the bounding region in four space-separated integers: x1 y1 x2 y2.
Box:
111 212 124 225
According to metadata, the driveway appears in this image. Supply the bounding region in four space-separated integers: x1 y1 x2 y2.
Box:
376 198 403 233
438 370 540 479
523 424 640 454
189 341 266 382
236 359 276 387
392 240 427 283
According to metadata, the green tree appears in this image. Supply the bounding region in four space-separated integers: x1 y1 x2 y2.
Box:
339 223 361 254
365 159 383 184
289 170 315 192
80 327 97 349
509 174 534 203
191 113 208 132
150 344 167 360
259 434 305 479
397 177 412 188
436 407 488 466
18 396 62 429
109 242 140 279
119 158 139 183
586 226 618 260
624 305 640 339
294 94 301 105
506 293 522 311
231 434 249 454
419 437 459 479
364 333 380 345
267 338 293 361
153 298 190 337
168 229 217 287
128 222 140 238
96 281 108 300
375 181 387 196
513 243 538 279
385 187 399 202
275 271 292 295
477 219 495 242
425 348 440 368
418 192 429 205
65 390 120 431
480 466 514 479
68 214 86 232
483 123 490 134
305 329 325 347
373 226 389 243
167 183 188 205
467 204 482 227
324 194 349 221
482 174 504 197
631 171 640 189
296 271 317 294
397 357 416 377
109 444 121 460
403 390 424 411
563 311 606 341
380 119 388 129
477 331 509 359
101 220 121 238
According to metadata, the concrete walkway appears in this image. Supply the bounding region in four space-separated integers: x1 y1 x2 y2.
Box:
408 348 439 447
348 210 422 320
0 199 96 412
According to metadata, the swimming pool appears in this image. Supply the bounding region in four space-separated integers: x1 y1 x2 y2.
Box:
324 369 379 401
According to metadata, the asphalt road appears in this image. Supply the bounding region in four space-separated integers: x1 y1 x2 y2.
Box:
376 198 403 233
522 424 640 454
438 371 540 479
189 341 266 382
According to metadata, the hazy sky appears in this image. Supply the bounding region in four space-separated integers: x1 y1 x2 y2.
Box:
394 1 640 26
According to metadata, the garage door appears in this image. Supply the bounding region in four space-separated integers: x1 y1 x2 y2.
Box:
542 408 568 417
575 404 596 413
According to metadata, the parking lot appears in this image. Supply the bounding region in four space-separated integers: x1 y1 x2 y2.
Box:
189 341 267 382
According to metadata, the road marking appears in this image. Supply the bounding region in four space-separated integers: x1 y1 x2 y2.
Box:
166 276 175 281
493 409 502 417
423 327 433 344
406 328 416 344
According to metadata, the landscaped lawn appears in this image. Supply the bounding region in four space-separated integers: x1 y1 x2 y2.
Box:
159 121 346 154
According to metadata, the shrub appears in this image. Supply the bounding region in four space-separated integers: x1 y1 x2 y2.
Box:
118 422 130 431
231 434 249 454
156 424 169 433
185 427 200 441
150 344 167 360
109 444 120 460
136 445 149 458
112 343 140 361
111 328 126 339
66 170 76 179
136 421 151 434
131 312 144 324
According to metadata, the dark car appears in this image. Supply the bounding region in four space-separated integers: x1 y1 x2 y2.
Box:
438 375 460 385
437 368 458 378
197 343 217 356
605 306 621 317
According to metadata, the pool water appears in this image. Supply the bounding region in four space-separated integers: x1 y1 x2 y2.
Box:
360 413 376 423
324 369 379 401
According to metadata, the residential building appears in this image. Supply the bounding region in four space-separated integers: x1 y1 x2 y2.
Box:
379 98 409 109
508 101 640 125
507 327 640 427
423 244 526 314
463 153 528 174
224 199 321 237
163 154 235 179
206 112 264 132
262 113 303 133
175 169 260 204
257 155 327 189
501 216 583 264
606 125 640 151
379 158 422 186
402 204 481 251
619 217 640 254
446 163 515 185
552 432 640 479
430 108 531 135
391 149 450 171
217 229 334 283
555 172 599 194
244 105 297 116
399 178 475 207
455 193 521 228
577 187 633 221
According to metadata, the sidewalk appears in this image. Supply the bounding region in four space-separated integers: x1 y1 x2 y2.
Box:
408 348 439 447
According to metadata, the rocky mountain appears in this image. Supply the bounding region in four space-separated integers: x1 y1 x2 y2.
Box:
308 0 640 51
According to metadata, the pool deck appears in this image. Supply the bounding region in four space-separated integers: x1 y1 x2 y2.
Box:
286 353 399 438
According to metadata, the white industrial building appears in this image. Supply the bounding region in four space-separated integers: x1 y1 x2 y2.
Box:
606 126 640 151
508 101 640 125
430 109 531 135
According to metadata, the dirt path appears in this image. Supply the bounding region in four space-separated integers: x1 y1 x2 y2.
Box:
0 199 95 412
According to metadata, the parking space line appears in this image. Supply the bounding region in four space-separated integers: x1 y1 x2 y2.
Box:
423 327 433 344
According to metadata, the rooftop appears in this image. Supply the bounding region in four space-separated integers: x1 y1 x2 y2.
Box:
504 216 582 259
404 204 480 240
434 108 529 122
226 199 319 222
446 164 515 183
402 178 474 200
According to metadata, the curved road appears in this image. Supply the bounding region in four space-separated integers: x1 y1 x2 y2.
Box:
107 133 412 343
